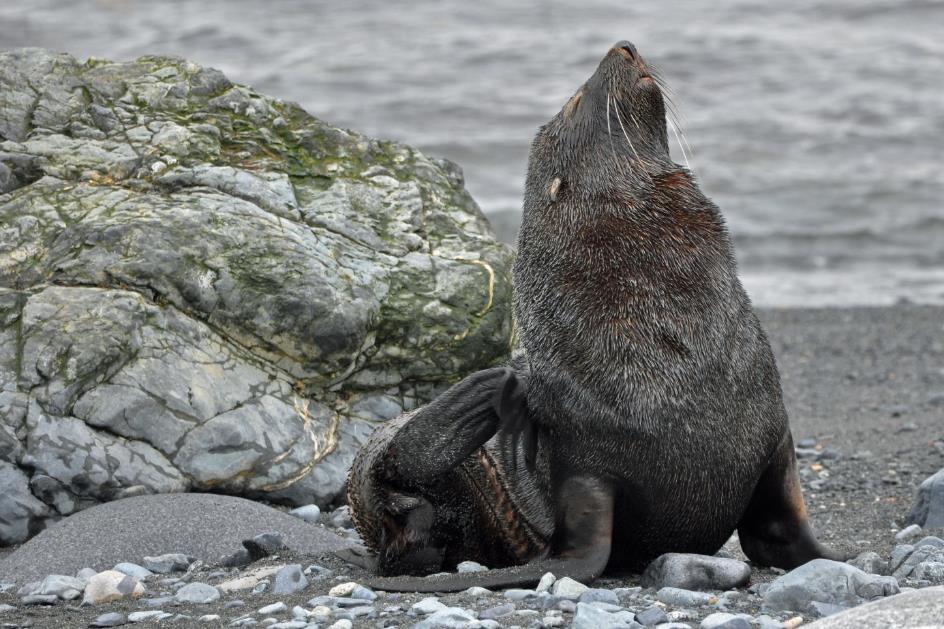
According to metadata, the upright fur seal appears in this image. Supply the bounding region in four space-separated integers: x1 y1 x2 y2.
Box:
345 40 839 592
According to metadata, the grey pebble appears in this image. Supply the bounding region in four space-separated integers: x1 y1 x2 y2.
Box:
224 599 246 608
700 612 752 629
764 558 899 615
642 553 751 591
112 563 153 580
21 594 58 605
456 560 488 573
90 612 127 627
143 553 193 574
550 576 588 600
636 605 669 625
259 602 287 615
252 580 269 595
272 564 308 595
174 582 220 604
268 622 307 629
326 506 354 529
287 504 321 523
504 588 539 601
304 564 334 579
895 524 923 541
479 603 515 619
849 550 889 575
413 606 480 629
579 588 619 604
657 586 717 607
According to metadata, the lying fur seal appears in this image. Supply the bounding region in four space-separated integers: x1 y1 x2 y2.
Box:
343 40 839 592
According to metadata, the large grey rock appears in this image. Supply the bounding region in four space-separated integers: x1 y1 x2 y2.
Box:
806 586 944 628
642 553 752 591
0 460 51 544
907 468 944 529
763 559 900 616
0 48 513 543
0 493 353 583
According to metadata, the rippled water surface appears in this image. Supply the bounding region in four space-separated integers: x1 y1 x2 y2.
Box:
2 0 942 306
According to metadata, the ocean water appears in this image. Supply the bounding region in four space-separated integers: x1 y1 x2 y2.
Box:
2 0 942 306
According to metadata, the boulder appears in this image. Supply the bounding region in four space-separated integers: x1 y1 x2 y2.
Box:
907 468 944 529
806 586 944 628
0 48 514 544
642 553 752 591
763 559 899 616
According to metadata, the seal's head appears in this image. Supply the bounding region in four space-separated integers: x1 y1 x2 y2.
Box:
526 41 679 207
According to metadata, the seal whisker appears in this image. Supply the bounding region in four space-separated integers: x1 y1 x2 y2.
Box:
667 117 694 172
613 99 653 181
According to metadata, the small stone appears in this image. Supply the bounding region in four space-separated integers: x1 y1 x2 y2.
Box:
414 606 479 629
504 588 539 601
174 582 220 604
457 561 488 573
90 612 127 627
77 568 98 581
550 576 589 600
754 615 786 629
199 616 221 623
128 611 171 622
849 551 889 575
112 563 153 580
351 585 377 601
225 600 246 608
764 559 899 615
288 504 321 523
272 564 308 595
895 524 923 541
462 586 492 597
309 606 332 621
479 603 515 619
579 588 619 604
809 601 848 617
412 597 447 614
243 532 287 560
37 574 86 600
543 616 566 627
907 469 944 528
657 586 717 607
269 622 307 629
571 603 641 629
636 605 669 625
259 602 288 615
700 612 752 629
328 581 359 597
536 572 556 593
327 621 353 629
642 553 752 591
890 545 915 572
252 580 269 595
0 603 15 613
327 506 354 529
83 571 145 605
303 564 334 579
144 596 174 607
21 594 58 605
143 553 193 574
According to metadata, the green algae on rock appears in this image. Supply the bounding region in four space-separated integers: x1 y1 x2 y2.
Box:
0 48 514 544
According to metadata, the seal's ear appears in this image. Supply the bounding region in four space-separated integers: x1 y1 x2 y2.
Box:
549 177 562 202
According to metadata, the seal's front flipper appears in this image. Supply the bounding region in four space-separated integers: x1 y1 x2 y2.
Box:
737 432 845 568
362 476 614 592
334 546 376 571
386 367 529 486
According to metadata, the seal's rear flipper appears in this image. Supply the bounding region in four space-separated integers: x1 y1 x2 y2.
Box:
737 432 847 568
363 475 614 593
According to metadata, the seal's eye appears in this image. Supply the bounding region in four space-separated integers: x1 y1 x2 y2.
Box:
549 177 562 202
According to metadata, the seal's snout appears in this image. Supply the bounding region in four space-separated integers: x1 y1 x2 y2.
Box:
609 40 652 80
612 40 639 61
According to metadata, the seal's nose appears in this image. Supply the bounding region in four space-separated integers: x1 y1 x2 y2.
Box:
612 40 638 61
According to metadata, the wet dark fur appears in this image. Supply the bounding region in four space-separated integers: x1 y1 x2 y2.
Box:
346 42 837 590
